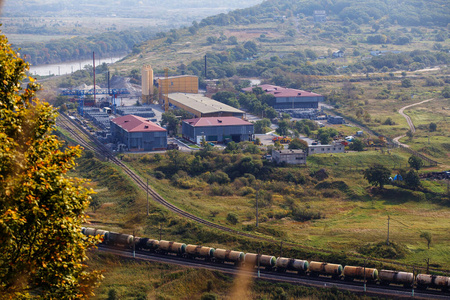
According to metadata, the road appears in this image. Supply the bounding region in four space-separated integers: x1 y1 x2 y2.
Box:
393 98 434 147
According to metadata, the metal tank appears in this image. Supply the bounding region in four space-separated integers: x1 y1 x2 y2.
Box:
378 270 414 287
134 237 159 251
244 253 276 268
108 232 134 247
416 274 450 290
309 261 343 277
141 65 153 103
213 249 244 264
343 266 378 281
158 240 186 255
185 244 215 258
276 257 309 273
83 227 108 242
145 239 159 250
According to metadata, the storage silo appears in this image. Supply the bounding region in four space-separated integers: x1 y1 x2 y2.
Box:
141 65 154 104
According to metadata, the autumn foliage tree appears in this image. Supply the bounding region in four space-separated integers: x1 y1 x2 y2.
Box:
0 33 102 298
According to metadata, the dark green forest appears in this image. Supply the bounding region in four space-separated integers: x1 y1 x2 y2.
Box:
199 0 449 27
16 31 152 65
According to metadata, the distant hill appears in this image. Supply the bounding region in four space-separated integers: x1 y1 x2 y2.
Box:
113 0 448 80
198 0 449 27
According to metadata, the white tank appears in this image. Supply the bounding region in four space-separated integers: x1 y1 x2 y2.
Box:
185 244 215 257
244 253 276 267
379 270 414 286
417 274 450 288
276 257 309 271
213 249 244 262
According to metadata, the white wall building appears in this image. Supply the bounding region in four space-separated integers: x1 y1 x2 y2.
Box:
272 149 307 165
308 143 345 155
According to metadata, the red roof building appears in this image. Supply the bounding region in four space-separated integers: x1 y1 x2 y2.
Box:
110 115 167 151
181 117 254 144
242 84 323 109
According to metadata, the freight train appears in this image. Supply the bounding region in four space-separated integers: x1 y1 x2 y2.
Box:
82 227 450 292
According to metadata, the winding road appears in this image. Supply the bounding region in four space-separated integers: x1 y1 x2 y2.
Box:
393 98 434 147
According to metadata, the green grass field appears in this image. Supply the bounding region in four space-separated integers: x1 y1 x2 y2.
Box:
108 147 450 270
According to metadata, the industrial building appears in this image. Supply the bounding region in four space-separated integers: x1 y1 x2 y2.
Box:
271 150 307 165
182 117 253 144
308 143 345 155
242 84 323 109
168 93 245 118
110 115 167 151
158 75 198 95
328 115 345 124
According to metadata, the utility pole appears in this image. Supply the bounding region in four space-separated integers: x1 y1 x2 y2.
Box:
280 241 283 258
204 54 207 78
147 178 149 216
386 215 390 245
132 230 136 258
425 258 430 273
257 248 261 278
93 52 96 105
447 178 449 196
363 259 367 293
255 190 259 227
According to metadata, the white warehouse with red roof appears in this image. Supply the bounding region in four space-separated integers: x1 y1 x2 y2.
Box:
182 117 254 144
110 115 167 151
242 84 323 109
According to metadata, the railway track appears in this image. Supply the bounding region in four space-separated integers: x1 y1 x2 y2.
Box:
57 112 449 274
57 113 262 240
97 245 450 300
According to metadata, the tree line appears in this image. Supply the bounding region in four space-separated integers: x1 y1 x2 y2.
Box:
16 30 153 65
196 0 449 28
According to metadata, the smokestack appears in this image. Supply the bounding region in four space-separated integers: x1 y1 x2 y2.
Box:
93 52 96 104
204 54 207 78
108 71 110 95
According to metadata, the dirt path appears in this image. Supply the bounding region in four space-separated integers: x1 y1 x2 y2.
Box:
393 98 434 147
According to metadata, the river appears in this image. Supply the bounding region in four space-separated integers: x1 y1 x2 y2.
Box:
29 54 127 77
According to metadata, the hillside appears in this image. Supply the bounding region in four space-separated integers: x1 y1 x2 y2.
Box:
115 0 449 73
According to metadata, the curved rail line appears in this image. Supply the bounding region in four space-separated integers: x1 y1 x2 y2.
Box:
57 112 449 274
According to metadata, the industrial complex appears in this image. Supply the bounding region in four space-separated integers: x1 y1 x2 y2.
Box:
63 63 343 157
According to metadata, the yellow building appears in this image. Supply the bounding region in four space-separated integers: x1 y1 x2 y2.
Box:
158 75 198 96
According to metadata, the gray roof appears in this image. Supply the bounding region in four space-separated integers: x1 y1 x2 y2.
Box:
168 93 244 115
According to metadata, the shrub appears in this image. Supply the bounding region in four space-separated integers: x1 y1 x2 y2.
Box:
383 117 395 125
226 213 238 225
291 206 323 222
201 293 218 300
154 171 165 179
208 171 230 184
239 186 255 196
210 184 234 196
358 241 409 259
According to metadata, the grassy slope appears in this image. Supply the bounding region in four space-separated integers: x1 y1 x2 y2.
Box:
119 149 450 270
89 253 368 300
